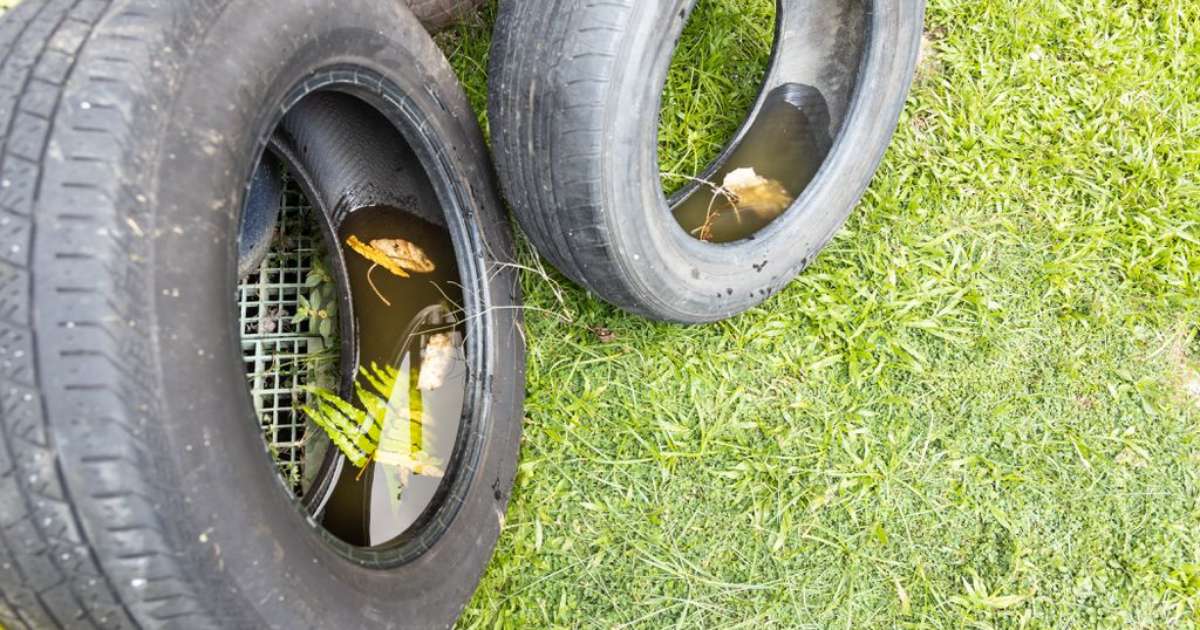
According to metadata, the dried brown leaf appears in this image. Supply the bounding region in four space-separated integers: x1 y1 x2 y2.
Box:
591 326 616 344
370 238 435 274
722 167 793 221
418 333 456 391
346 234 410 278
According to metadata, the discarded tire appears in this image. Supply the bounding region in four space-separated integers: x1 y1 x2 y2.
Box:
0 0 522 628
489 0 925 322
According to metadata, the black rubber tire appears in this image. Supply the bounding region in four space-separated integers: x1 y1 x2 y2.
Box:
0 0 522 628
408 0 487 32
489 0 925 323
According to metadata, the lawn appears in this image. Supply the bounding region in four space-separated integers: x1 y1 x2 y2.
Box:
0 0 1194 627
434 1 1200 627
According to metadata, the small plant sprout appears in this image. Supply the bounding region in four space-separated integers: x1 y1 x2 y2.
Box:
292 256 338 345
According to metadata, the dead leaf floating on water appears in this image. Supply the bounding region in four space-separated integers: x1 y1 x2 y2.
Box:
417 333 456 391
347 234 410 278
345 234 436 306
370 237 436 274
345 235 436 276
693 167 794 241
721 167 792 220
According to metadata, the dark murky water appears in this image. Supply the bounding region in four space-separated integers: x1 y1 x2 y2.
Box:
671 83 833 243
316 206 467 547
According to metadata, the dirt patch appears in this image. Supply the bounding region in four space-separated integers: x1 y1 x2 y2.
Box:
1162 322 1200 409
916 26 947 84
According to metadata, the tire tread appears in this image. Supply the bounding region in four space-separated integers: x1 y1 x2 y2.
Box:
489 0 645 311
0 0 208 627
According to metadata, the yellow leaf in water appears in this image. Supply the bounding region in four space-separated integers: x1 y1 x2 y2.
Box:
370 237 435 274
346 234 410 278
722 167 793 221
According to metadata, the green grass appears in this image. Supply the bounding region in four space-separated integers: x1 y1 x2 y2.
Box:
658 0 776 196
0 0 1194 626
439 1 1200 627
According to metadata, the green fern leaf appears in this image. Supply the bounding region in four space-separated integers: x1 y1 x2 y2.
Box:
301 361 408 470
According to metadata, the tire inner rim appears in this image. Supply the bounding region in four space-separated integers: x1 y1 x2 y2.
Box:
668 0 867 243
235 88 472 552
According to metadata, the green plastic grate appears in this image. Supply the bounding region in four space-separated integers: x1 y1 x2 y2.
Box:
237 180 335 496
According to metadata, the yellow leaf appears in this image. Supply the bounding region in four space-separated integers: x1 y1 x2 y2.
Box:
346 234 409 278
370 237 435 273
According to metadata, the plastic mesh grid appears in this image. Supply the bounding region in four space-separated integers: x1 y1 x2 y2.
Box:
238 180 333 495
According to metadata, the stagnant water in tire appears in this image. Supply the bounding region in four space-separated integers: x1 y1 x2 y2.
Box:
670 84 832 243
316 206 467 547
658 0 840 244
239 197 467 549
